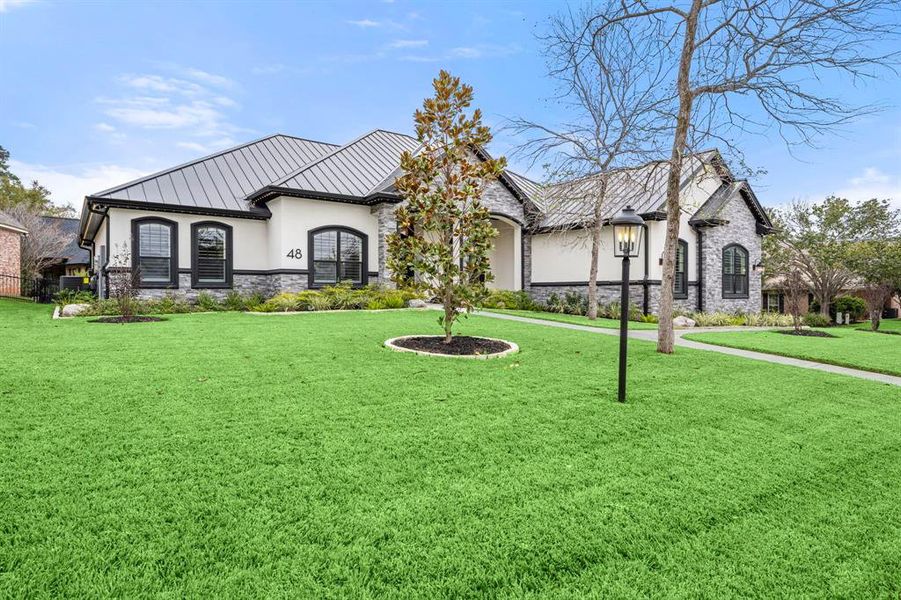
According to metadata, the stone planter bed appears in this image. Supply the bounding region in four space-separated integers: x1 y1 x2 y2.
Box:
384 335 518 359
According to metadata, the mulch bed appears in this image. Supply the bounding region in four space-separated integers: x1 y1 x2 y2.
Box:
392 335 512 356
776 329 836 338
89 316 165 324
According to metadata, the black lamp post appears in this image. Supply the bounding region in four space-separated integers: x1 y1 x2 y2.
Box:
611 206 645 403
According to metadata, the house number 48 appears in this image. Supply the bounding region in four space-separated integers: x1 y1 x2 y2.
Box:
286 248 303 259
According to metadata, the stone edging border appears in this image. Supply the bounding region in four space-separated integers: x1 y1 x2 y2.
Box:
384 335 519 360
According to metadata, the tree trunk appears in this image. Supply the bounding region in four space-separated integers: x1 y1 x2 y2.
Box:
819 296 830 317
870 309 881 331
587 220 603 321
658 0 702 354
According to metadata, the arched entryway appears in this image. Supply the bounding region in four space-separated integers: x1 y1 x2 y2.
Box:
488 215 522 290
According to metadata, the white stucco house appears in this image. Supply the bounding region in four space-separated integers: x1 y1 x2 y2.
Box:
77 129 772 314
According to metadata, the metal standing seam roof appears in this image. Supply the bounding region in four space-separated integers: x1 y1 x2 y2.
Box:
533 152 717 230
90 134 339 213
273 129 421 198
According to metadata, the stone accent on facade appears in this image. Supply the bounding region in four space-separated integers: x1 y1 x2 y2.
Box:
698 194 763 313
371 202 397 287
481 178 526 224
521 234 532 291
529 281 698 314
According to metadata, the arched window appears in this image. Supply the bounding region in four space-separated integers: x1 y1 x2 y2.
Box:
722 244 749 298
308 226 368 287
191 222 232 288
132 217 178 288
674 239 688 299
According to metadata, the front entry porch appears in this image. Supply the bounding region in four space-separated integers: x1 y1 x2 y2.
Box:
488 216 522 291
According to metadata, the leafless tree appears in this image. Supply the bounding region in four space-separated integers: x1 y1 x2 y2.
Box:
107 243 141 319
507 4 669 319
3 204 70 279
588 0 900 352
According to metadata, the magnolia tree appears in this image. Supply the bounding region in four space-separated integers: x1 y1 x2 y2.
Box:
387 71 506 343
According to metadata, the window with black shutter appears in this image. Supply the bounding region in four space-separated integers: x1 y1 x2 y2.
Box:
308 226 368 288
722 244 749 298
674 239 688 299
132 218 178 288
191 222 232 288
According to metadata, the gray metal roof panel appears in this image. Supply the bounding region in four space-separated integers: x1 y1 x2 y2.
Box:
534 153 717 229
90 134 338 214
277 129 419 198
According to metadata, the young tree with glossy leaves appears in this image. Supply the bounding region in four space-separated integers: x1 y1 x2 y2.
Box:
387 71 506 343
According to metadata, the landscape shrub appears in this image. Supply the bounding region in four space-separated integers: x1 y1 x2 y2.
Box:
255 283 422 313
481 289 536 310
195 291 221 312
833 295 866 321
803 312 831 328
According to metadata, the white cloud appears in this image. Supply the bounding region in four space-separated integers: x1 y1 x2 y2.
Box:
178 67 234 89
389 39 428 49
9 160 151 205
0 0 36 13
97 68 247 144
833 167 901 208
449 44 521 59
176 138 237 154
347 19 381 27
119 74 204 96
12 121 35 129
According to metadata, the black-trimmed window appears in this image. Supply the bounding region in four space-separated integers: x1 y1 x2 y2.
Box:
308 226 368 287
674 239 688 299
132 217 178 288
722 244 749 298
191 222 232 288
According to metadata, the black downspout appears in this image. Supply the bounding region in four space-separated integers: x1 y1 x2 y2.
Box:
642 224 649 315
696 228 704 312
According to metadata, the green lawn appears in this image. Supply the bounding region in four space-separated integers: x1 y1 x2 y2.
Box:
1 299 900 597
857 318 901 333
481 307 658 329
685 323 901 377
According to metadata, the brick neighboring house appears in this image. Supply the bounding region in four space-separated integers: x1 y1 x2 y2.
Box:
0 210 28 296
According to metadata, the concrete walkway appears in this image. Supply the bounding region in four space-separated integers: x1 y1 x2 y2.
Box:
475 310 901 387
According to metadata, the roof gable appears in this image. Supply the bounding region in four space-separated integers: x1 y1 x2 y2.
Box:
272 130 420 198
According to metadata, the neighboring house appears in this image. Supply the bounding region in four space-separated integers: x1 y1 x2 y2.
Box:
0 210 28 297
763 278 901 318
38 216 91 283
77 130 772 314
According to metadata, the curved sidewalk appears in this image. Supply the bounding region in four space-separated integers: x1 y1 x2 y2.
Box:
475 310 901 387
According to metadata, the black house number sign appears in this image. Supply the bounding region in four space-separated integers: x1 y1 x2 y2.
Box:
286 248 303 259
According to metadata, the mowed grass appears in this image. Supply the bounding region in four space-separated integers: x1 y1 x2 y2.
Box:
857 318 901 333
685 322 901 377
481 307 658 329
1 299 900 598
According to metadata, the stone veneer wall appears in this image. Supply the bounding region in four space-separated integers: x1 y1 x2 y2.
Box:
699 194 763 313
529 282 699 314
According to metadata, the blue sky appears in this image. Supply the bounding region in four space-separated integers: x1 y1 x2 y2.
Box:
1 0 899 210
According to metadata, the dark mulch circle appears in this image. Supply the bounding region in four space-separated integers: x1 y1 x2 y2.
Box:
776 329 836 338
89 316 165 324
392 335 512 356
